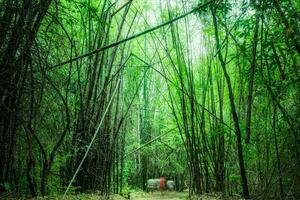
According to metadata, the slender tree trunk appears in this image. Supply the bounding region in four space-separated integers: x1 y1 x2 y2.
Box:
211 7 250 199
41 161 50 196
273 105 284 198
25 131 37 197
0 0 52 187
245 6 260 144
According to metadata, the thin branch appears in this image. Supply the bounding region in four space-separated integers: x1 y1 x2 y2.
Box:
124 127 177 158
49 0 214 69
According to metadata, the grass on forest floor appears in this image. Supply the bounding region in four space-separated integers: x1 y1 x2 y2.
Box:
3 191 244 200
131 191 188 200
131 191 244 200
2 193 125 200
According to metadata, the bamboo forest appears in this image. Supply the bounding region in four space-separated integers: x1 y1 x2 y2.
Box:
0 0 300 199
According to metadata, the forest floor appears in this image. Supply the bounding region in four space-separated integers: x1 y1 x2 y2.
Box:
131 191 244 200
2 191 244 200
131 191 188 200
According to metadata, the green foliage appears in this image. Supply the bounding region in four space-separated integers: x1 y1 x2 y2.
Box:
1 0 299 198
0 182 11 191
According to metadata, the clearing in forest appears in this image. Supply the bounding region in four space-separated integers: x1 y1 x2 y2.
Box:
131 191 188 200
130 191 242 200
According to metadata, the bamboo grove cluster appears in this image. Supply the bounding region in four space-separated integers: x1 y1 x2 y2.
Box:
0 0 299 199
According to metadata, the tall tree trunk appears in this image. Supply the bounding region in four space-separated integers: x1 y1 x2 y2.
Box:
211 7 250 199
272 105 284 198
0 0 52 187
245 6 260 144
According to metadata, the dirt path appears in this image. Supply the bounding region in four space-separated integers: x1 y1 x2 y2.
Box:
131 191 188 200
